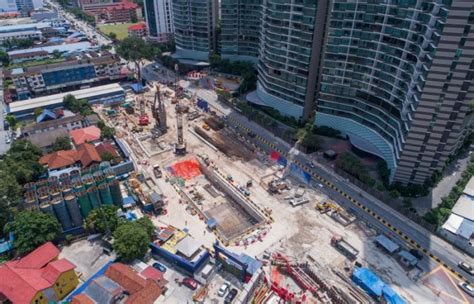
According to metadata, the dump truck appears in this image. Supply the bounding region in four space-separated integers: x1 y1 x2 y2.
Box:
331 235 359 261
153 165 162 178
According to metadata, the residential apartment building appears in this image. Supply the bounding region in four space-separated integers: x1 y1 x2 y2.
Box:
220 0 262 64
250 0 329 118
316 0 474 184
0 0 18 13
10 52 122 99
144 0 173 43
128 22 147 38
83 1 142 23
172 0 218 61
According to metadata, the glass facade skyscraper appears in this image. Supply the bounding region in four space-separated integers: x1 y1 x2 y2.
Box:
253 0 329 118
316 0 474 184
220 0 262 64
172 0 218 61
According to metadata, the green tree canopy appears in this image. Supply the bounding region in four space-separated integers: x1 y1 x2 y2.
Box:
0 50 9 66
5 114 17 130
63 95 93 116
84 205 122 234
0 171 22 236
135 217 155 240
52 49 62 59
5 210 61 256
116 37 157 80
113 222 149 262
2 140 45 184
52 136 72 151
108 32 117 41
100 125 115 140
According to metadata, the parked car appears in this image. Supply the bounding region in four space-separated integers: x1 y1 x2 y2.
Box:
224 288 238 303
152 262 166 273
458 261 474 276
218 282 230 297
306 161 316 169
459 282 474 297
409 249 423 260
182 277 198 290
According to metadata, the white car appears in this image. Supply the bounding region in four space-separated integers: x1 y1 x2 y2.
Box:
218 282 230 297
459 282 474 297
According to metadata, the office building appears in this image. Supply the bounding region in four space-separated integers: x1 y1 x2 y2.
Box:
249 0 329 118
220 0 262 64
316 0 474 184
15 0 34 16
172 0 218 61
10 52 122 99
144 0 173 43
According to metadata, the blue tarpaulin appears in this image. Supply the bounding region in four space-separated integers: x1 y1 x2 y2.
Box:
207 218 217 229
352 267 406 304
197 98 209 112
352 267 385 297
131 83 144 93
289 163 311 184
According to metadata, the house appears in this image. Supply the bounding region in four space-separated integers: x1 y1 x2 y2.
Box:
28 128 69 153
128 23 147 38
104 263 163 304
22 114 84 137
70 126 101 146
39 143 102 171
0 242 78 303
96 141 121 163
72 276 124 304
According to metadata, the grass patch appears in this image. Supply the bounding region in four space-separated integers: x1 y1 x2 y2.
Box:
98 23 137 40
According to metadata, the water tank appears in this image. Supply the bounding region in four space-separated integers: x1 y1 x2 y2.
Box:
109 180 123 206
39 203 55 217
49 185 62 200
65 195 83 227
52 198 73 231
62 185 73 197
89 163 100 174
70 169 80 179
37 187 50 205
77 191 93 218
24 190 37 205
23 182 36 192
82 174 95 190
87 186 101 209
47 176 59 187
98 183 113 205
93 171 105 186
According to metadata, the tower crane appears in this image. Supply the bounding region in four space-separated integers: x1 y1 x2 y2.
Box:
174 64 186 155
151 85 167 137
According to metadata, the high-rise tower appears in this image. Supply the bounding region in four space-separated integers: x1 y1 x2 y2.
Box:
143 0 174 43
249 0 329 118
220 0 262 64
316 0 474 184
172 0 218 61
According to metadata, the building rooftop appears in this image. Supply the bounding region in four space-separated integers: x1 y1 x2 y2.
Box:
39 143 102 169
82 275 124 304
0 242 76 303
464 176 474 197
22 114 84 134
105 263 147 295
452 194 474 221
0 21 52 33
442 213 474 240
70 126 101 145
8 41 95 56
8 83 123 114
128 23 146 31
28 128 69 150
175 235 201 259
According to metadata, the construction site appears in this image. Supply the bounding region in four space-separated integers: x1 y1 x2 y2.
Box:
93 73 458 304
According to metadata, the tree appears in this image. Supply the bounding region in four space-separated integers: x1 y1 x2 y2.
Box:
135 217 155 240
0 171 22 236
52 49 62 59
34 107 43 118
84 205 122 234
5 114 17 130
100 151 115 162
130 15 138 23
5 210 61 255
0 50 9 66
108 32 117 41
113 222 149 262
2 140 45 184
52 136 72 151
116 37 156 81
100 125 115 140
63 95 92 116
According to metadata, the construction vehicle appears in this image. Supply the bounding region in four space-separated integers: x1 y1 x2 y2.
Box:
331 235 359 261
192 284 208 303
316 200 341 214
153 165 162 178
268 178 289 194
137 97 149 125
202 123 210 131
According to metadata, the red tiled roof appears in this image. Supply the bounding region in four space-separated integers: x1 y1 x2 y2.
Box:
126 280 162 304
140 266 163 283
39 150 78 170
70 126 101 145
71 294 95 304
128 23 146 31
0 242 76 303
105 263 146 294
39 143 101 169
41 259 75 284
96 142 119 158
15 242 59 269
76 143 102 168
